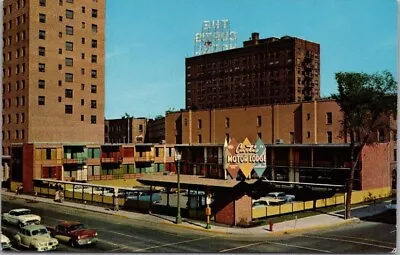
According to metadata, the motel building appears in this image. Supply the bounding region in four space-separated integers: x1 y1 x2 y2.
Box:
6 99 396 226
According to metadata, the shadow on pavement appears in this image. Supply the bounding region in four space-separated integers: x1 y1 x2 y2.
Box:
360 210 396 225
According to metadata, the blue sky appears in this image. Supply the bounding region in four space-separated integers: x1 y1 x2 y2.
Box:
105 0 397 119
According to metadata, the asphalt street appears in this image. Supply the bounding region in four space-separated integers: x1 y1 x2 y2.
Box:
1 196 396 253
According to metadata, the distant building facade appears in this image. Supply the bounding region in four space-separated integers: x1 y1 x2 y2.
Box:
185 32 320 110
105 118 148 143
146 117 166 144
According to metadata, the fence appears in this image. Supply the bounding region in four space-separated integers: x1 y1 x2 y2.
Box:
252 187 392 219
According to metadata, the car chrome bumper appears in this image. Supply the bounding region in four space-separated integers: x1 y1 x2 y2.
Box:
37 244 58 252
1 243 12 250
77 237 98 245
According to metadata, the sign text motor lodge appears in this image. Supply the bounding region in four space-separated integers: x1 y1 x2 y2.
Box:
227 148 266 164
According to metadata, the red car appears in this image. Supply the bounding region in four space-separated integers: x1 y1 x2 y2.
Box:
48 221 98 247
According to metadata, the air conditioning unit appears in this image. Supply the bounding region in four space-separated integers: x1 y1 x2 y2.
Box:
275 139 284 144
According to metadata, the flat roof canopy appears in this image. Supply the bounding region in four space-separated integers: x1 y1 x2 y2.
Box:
138 174 256 189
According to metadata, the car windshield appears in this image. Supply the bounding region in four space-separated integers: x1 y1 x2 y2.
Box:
31 228 48 236
68 224 84 232
15 210 31 216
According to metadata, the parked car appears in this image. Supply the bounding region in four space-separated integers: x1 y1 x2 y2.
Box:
48 221 98 247
185 190 205 196
14 225 58 252
266 192 296 202
126 191 162 203
1 233 12 250
2 209 41 228
252 197 285 207
387 199 397 210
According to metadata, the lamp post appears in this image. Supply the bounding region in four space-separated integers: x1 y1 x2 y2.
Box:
175 149 182 224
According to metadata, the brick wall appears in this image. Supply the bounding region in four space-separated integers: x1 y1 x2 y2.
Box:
234 193 252 225
214 190 235 225
22 144 34 193
361 143 390 190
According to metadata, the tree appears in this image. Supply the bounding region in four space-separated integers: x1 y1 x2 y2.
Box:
121 112 133 119
331 70 397 219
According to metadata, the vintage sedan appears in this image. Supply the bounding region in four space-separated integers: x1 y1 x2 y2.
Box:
2 208 41 228
1 233 12 250
14 225 59 252
48 221 98 247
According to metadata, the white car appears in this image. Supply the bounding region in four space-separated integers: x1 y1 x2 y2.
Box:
1 233 12 250
266 192 296 202
2 209 41 228
14 225 59 252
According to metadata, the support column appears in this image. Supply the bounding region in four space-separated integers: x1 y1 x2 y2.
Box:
271 149 275 180
289 148 295 182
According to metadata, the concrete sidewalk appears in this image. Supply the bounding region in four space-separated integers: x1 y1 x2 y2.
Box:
1 191 391 235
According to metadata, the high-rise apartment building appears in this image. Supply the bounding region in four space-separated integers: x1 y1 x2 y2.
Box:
2 0 105 156
185 32 320 110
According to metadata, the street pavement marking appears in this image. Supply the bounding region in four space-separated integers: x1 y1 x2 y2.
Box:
297 234 395 250
219 241 331 253
133 235 219 252
315 233 396 245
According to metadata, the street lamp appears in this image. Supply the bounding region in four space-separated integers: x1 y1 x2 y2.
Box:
175 149 182 224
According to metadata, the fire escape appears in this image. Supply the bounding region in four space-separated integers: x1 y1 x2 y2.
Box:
302 51 314 101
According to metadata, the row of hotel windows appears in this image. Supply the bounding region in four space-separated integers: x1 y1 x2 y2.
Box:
39 0 98 10
2 97 25 108
39 46 97 63
3 65 98 78
2 80 96 94
183 113 333 129
179 131 334 144
37 96 97 109
2 130 25 140
3 0 26 14
39 23 97 39
2 113 25 124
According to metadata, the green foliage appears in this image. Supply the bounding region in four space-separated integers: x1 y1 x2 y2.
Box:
154 115 164 120
121 112 133 119
331 70 397 145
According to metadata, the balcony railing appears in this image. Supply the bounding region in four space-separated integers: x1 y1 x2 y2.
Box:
63 158 86 164
134 156 154 162
270 160 357 169
100 157 122 164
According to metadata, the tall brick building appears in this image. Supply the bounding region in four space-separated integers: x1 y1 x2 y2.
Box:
185 32 320 110
2 0 105 158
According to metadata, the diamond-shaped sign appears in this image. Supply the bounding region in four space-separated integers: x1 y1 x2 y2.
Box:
226 164 240 179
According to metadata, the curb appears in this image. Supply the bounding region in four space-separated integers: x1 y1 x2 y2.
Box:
1 193 361 236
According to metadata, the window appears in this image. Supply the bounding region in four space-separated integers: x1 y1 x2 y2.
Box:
257 115 262 127
15 130 19 139
38 96 45 105
58 96 62 102
59 48 62 54
378 129 385 142
198 119 202 129
198 134 202 143
81 99 84 105
66 41 73 51
394 149 397 162
81 68 85 75
65 57 73 66
225 133 230 142
81 53 85 59
92 24 97 33
91 39 97 48
91 69 97 78
91 115 97 124
66 26 73 35
91 85 97 93
393 130 397 141
82 22 86 28
16 113 19 123
65 73 73 82
225 117 230 128
92 9 97 18
39 13 46 23
38 80 45 89
81 84 85 90
39 63 45 72
39 30 46 39
21 130 24 139
327 131 332 143
59 16 63 21
58 80 62 86
81 37 85 44
257 132 262 139
65 89 73 98
82 6 85 13
326 112 332 125
307 113 311 120
39 0 46 6
58 32 62 38
91 100 96 109
65 105 73 114
38 46 45 56
21 113 25 123
307 131 311 138
16 97 19 107
21 96 25 106
81 115 84 121
66 9 73 19
91 55 97 63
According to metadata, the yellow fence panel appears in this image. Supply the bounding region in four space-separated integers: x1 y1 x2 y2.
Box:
304 201 314 210
92 194 103 203
252 207 267 219
103 196 113 205
118 198 125 207
280 203 293 214
266 206 280 216
292 202 305 212
316 199 326 208
64 190 73 199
